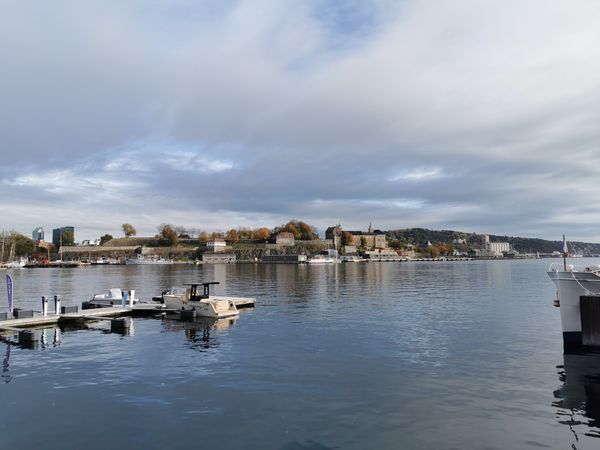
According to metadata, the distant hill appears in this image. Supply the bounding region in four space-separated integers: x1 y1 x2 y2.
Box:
384 228 600 255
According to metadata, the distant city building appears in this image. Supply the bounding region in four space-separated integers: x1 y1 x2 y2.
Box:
344 245 357 254
52 226 75 246
488 242 510 256
275 232 295 246
36 240 52 251
32 227 44 242
325 222 387 250
207 238 227 253
482 234 510 256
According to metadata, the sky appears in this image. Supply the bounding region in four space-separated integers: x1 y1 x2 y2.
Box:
2 0 600 242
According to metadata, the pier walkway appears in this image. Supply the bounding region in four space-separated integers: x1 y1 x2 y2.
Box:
0 296 255 334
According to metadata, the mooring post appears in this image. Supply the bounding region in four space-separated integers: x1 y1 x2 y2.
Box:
54 295 61 315
128 290 134 308
111 318 131 334
41 296 48 317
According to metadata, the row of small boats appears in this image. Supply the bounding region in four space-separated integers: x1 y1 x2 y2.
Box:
82 256 174 265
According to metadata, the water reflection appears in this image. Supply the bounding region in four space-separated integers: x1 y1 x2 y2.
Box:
161 316 237 351
554 353 600 446
2 344 11 384
39 326 60 346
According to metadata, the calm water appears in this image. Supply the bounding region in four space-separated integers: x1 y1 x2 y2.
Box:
1 259 599 449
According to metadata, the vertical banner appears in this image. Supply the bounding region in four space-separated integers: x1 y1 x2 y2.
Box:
5 274 13 315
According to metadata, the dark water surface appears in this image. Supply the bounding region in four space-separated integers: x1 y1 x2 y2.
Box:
1 259 599 449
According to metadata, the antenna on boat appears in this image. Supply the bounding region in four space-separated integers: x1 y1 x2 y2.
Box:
563 235 568 271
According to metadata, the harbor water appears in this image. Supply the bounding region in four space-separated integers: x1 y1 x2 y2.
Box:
1 259 599 449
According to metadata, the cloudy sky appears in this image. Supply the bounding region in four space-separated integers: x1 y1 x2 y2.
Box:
2 0 600 241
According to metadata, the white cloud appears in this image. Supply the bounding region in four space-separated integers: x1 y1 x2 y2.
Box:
388 167 442 182
5 169 142 197
104 148 233 174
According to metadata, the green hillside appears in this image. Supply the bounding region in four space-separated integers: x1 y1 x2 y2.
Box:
384 228 600 255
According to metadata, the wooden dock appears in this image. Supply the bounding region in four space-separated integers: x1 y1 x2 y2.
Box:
0 308 132 334
0 296 255 334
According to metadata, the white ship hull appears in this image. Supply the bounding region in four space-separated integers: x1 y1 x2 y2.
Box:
548 263 600 350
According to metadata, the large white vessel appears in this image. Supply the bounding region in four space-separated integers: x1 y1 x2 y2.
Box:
163 282 239 319
548 262 600 350
125 255 173 265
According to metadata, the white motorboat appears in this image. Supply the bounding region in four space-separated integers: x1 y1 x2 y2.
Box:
308 249 341 264
162 282 239 319
308 251 342 264
548 262 600 350
125 255 173 265
307 256 336 264
88 288 140 307
6 258 27 269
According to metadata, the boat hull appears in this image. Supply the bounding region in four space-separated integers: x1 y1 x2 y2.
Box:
164 295 239 319
548 266 600 350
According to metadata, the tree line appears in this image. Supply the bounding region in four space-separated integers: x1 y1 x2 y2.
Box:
99 220 321 247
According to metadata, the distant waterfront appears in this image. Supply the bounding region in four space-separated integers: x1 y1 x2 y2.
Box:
3 225 594 270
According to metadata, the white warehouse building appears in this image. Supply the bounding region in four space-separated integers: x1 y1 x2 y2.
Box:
488 242 510 256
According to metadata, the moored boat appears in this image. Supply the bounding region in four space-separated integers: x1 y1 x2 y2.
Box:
307 256 336 264
6 258 27 269
87 288 140 307
125 255 173 265
546 236 600 351
548 263 600 349
162 282 239 319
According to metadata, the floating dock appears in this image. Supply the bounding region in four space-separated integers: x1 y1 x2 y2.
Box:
0 296 255 334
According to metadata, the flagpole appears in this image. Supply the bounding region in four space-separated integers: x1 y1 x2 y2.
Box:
563 235 567 271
